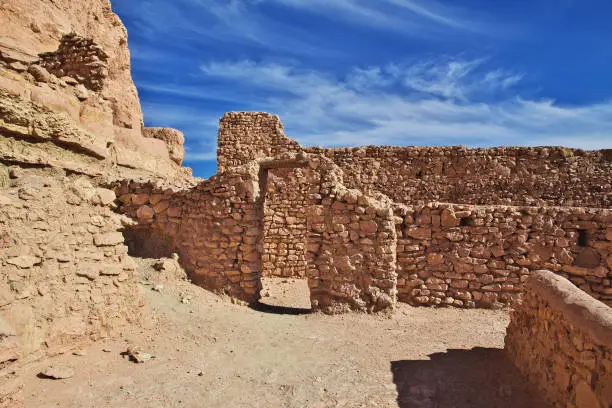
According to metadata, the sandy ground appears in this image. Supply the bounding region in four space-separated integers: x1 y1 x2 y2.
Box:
259 277 312 310
23 264 550 408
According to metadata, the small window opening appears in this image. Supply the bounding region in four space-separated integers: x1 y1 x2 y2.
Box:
460 217 473 227
577 230 588 247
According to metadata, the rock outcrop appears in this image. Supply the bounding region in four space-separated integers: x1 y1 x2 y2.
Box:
0 2 195 405
0 0 190 178
144 127 186 166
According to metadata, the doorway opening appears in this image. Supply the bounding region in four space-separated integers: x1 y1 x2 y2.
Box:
256 277 311 313
255 158 313 313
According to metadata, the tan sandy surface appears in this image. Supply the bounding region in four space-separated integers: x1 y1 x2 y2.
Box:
23 263 549 408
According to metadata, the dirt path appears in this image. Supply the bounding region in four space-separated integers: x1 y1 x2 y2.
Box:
23 272 549 408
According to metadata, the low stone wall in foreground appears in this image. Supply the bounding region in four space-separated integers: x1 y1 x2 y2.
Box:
504 270 612 408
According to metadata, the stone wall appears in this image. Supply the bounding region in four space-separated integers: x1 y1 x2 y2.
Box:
216 112 611 208
0 169 143 406
120 153 398 313
217 112 301 173
504 270 612 408
117 164 264 304
38 33 109 92
308 146 612 208
215 112 611 308
395 203 612 308
305 156 397 312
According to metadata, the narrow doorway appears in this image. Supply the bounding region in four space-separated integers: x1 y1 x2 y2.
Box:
257 164 312 313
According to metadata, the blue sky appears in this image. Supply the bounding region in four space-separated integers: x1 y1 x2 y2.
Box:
112 0 612 178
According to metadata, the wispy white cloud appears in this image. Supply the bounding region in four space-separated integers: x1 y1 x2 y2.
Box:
116 0 503 61
255 0 497 36
401 58 523 100
115 0 340 58
197 58 612 150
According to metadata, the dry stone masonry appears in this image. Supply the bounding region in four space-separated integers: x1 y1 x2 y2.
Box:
117 152 400 313
395 203 612 307
218 114 611 208
263 168 309 278
505 270 612 408
213 112 611 309
117 164 265 304
0 1 610 406
120 111 612 313
217 112 301 173
307 146 612 208
38 33 109 92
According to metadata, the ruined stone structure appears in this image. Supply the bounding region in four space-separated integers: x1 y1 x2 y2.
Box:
0 0 610 406
394 203 611 307
505 270 612 408
0 1 192 405
112 111 612 313
213 112 612 308
119 152 397 313
38 33 109 92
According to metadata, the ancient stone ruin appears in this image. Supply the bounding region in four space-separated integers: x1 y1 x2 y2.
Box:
0 0 610 407
120 111 611 313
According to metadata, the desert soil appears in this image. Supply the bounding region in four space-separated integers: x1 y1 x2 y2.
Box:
23 261 550 408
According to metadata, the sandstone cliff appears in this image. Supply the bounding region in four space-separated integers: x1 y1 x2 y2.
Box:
0 2 196 405
0 0 191 179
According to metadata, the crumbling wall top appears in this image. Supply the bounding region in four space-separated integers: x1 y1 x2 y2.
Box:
217 112 302 173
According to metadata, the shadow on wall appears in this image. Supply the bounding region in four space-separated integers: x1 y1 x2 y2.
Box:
122 226 175 259
391 347 551 408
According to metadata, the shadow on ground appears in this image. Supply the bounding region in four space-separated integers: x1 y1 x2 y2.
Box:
249 302 311 315
391 347 550 408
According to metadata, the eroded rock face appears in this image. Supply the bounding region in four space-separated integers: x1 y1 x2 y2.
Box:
0 0 141 129
0 0 188 178
0 4 194 400
143 127 186 165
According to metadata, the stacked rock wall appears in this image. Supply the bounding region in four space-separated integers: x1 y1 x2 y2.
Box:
218 112 612 208
0 169 143 406
117 165 264 304
217 113 611 208
504 270 612 408
395 203 612 307
216 112 611 308
305 158 397 312
217 112 301 173
119 153 398 313
38 33 109 92
218 113 308 278
307 146 612 208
